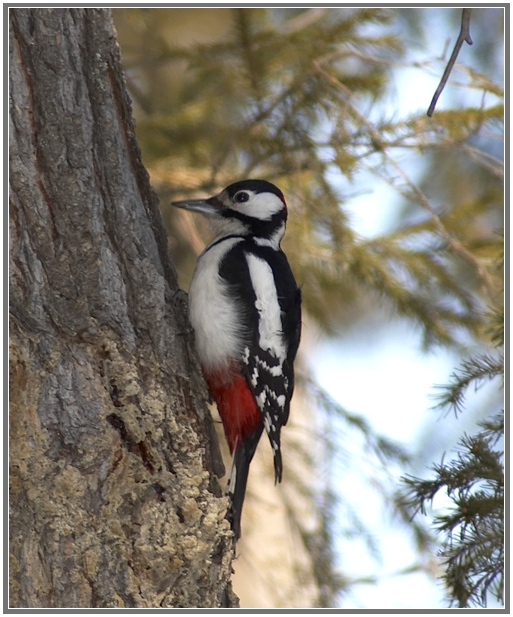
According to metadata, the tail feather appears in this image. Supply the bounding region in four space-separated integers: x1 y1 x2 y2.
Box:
226 426 263 539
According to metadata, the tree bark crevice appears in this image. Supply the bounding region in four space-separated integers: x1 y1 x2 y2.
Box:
9 7 235 608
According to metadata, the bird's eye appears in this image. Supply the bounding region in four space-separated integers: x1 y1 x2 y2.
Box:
234 191 250 204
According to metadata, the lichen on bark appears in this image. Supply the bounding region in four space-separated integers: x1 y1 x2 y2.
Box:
9 7 237 608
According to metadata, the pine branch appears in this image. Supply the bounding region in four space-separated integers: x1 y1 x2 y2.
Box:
432 354 504 415
402 412 504 607
114 9 504 607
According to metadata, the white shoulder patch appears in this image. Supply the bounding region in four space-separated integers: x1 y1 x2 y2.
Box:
245 253 286 361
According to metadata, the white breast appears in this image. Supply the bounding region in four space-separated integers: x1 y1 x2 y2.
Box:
188 237 245 372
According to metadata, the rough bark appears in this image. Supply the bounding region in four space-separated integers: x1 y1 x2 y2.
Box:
9 8 237 608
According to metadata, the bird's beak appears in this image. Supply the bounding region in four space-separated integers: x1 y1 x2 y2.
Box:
171 195 223 218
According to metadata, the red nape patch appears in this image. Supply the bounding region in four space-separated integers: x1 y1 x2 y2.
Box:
205 369 261 453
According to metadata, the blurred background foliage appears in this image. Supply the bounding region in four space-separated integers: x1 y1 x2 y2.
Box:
113 7 504 608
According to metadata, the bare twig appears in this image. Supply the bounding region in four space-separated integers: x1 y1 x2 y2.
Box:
427 8 473 117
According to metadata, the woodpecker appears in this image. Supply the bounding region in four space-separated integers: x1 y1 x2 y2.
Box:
172 179 301 539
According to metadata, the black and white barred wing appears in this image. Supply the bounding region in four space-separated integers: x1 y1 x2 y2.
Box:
242 252 295 483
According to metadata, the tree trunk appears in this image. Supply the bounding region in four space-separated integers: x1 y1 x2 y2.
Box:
9 8 237 608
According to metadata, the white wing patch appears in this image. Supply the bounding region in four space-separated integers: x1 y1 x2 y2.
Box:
250 367 259 387
245 253 286 361
242 252 291 484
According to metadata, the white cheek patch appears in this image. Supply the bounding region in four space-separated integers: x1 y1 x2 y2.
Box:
232 192 284 221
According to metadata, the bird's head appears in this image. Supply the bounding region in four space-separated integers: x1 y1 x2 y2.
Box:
172 179 288 245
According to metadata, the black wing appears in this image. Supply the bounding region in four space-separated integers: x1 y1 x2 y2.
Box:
219 240 301 483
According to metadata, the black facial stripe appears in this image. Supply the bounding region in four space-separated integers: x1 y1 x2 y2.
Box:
204 234 247 253
221 208 285 238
